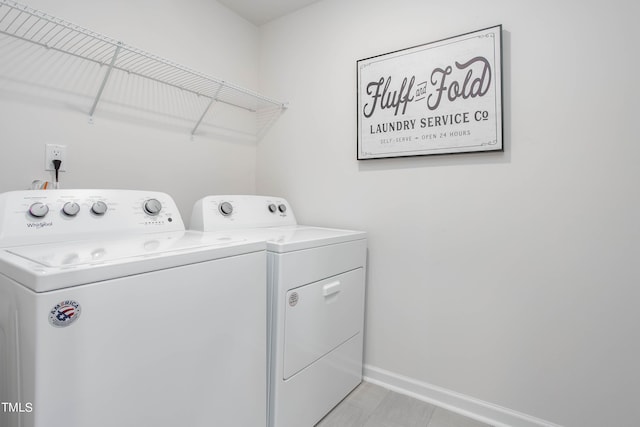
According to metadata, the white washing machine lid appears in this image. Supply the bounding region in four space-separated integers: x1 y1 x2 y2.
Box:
0 230 265 292
230 225 366 253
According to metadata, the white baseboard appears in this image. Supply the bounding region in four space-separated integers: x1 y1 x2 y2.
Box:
363 364 562 427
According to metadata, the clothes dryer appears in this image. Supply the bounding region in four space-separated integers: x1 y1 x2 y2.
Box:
0 189 267 427
191 195 367 427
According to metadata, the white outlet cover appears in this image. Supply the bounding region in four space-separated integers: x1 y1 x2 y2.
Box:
45 144 67 171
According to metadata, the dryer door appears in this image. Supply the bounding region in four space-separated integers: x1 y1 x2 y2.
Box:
283 268 364 379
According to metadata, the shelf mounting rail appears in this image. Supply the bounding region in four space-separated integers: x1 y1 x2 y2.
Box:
0 0 287 136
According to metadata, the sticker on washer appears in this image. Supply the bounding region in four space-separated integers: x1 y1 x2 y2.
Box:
49 300 82 327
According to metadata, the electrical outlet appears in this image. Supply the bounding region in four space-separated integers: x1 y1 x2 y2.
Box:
45 144 67 171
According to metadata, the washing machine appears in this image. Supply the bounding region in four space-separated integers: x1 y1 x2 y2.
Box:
191 195 367 427
0 189 267 427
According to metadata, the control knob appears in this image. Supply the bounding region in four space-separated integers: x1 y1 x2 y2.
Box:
62 202 80 217
28 202 49 218
278 204 287 213
219 201 233 216
143 199 162 216
91 201 108 216
268 204 277 213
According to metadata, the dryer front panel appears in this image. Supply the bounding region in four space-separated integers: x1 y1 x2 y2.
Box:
283 267 364 380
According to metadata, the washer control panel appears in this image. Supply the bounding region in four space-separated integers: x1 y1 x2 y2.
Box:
0 189 185 247
191 195 297 231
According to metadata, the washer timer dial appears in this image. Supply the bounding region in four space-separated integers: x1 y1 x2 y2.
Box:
91 201 108 215
143 199 163 216
28 202 49 218
62 202 80 217
218 202 233 216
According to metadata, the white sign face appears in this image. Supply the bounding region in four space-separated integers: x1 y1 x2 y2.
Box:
357 25 503 160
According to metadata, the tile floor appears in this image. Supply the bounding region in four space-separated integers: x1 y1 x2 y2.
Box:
316 381 493 427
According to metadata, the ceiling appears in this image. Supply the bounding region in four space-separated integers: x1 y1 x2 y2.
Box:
216 0 323 26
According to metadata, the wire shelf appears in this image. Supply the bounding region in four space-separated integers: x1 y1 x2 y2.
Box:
0 0 286 137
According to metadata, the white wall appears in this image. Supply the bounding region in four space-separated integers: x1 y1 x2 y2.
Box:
257 0 640 426
0 0 260 222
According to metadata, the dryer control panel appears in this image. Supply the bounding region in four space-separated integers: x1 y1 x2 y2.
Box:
0 189 185 247
191 195 297 231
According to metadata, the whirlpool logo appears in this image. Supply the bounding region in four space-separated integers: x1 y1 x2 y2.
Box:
26 221 53 229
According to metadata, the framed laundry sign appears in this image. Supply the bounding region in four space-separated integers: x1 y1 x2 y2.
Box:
357 25 503 160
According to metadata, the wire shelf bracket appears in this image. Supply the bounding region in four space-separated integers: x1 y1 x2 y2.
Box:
89 42 121 120
191 85 222 136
